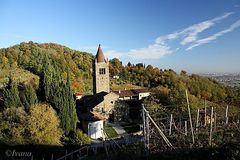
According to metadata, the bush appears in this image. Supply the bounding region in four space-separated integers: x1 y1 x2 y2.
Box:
66 129 91 145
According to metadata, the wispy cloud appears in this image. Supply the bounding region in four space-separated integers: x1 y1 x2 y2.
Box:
128 43 171 60
125 12 234 60
102 12 237 60
187 19 240 50
156 12 233 46
234 4 240 8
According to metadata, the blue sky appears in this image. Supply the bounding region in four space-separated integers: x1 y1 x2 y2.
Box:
1 0 240 73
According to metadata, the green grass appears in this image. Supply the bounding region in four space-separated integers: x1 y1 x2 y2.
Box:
104 125 118 138
110 82 143 91
123 124 140 133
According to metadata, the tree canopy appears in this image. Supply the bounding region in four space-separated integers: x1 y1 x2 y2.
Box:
27 103 63 145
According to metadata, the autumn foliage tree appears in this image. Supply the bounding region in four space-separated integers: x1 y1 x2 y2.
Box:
26 103 63 145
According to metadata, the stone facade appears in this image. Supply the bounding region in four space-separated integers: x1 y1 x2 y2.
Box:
79 45 147 127
93 92 119 118
93 61 110 94
91 45 118 118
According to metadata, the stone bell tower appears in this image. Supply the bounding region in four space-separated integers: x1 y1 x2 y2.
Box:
93 44 110 94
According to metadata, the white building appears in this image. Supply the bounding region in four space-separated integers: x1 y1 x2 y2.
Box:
113 89 150 100
80 111 105 139
88 120 104 139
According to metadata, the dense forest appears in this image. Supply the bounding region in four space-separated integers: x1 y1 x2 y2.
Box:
0 41 240 147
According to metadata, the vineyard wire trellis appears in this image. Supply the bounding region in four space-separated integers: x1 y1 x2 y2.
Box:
142 90 240 154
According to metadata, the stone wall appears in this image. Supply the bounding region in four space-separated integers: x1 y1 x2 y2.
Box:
93 92 119 118
93 61 110 94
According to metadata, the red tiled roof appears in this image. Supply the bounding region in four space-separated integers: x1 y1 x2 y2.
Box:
113 90 136 97
113 89 150 97
75 92 83 96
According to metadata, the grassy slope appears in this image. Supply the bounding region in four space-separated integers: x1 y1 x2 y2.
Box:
104 125 118 138
110 82 144 91
0 68 39 89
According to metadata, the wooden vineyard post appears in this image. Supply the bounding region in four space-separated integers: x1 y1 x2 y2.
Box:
204 99 207 127
214 111 217 132
196 109 199 132
225 105 229 125
142 104 146 138
184 121 187 136
169 114 173 135
142 104 147 153
143 106 174 149
209 107 213 146
146 110 150 155
179 116 182 130
185 90 195 144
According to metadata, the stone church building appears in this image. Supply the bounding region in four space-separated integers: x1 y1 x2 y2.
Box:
78 45 119 139
77 45 150 139
91 44 119 118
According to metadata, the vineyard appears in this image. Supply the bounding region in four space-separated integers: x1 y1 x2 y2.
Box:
142 91 240 159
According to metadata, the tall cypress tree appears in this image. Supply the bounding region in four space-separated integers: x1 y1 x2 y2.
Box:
22 84 38 111
42 63 77 135
42 55 52 102
3 79 22 108
66 69 77 133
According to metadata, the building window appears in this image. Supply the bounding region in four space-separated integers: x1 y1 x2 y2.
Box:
99 68 106 74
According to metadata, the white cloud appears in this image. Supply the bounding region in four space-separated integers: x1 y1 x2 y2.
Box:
104 50 122 59
155 32 179 44
180 12 233 45
155 12 233 46
187 19 240 50
103 12 236 60
126 12 233 60
128 43 171 60
180 21 214 45
234 4 240 8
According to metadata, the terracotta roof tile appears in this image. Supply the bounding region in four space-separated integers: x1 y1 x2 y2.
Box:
113 89 150 98
113 90 136 97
